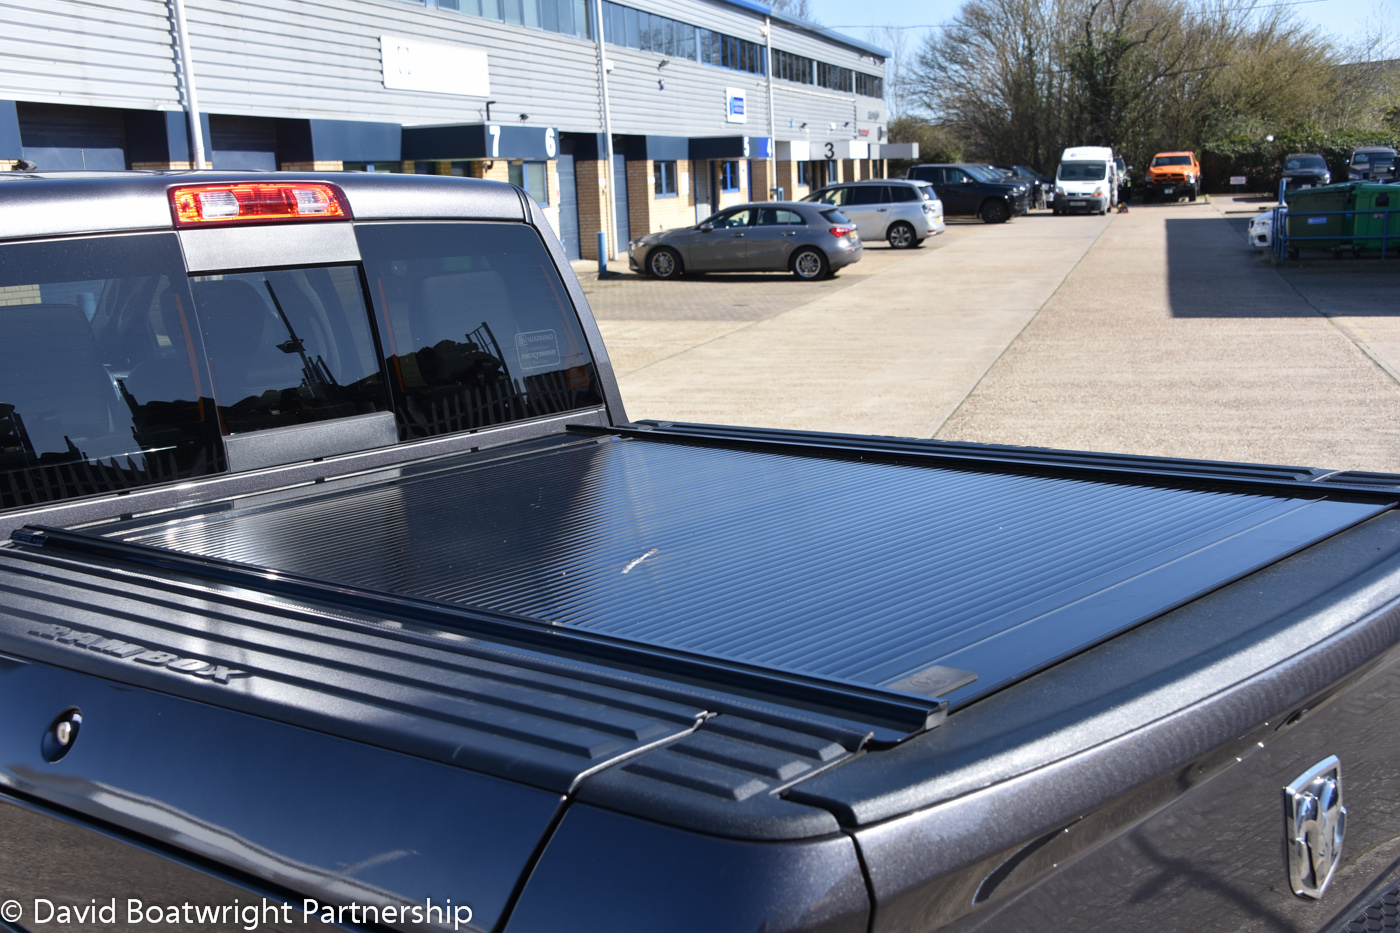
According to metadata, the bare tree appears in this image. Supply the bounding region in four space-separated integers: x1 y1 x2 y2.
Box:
869 25 917 120
909 0 1354 172
913 0 1070 169
770 0 815 21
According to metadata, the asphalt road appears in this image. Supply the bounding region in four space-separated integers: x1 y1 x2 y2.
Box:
579 198 1400 474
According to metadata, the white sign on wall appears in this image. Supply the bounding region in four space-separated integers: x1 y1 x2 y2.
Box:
726 87 747 124
382 35 490 97
777 140 810 161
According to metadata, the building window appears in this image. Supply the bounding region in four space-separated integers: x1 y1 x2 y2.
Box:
720 160 741 192
654 161 678 197
855 72 884 98
773 49 814 85
817 62 853 93
510 161 549 204
594 2 764 75
797 162 811 187
453 0 592 39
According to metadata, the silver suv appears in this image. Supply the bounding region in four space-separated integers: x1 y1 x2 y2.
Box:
802 179 945 248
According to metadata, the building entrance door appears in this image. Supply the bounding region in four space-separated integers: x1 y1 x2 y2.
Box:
694 159 711 223
611 151 629 257
556 150 580 260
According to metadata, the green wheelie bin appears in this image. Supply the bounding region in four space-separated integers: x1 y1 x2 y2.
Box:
1285 182 1362 255
1352 184 1398 255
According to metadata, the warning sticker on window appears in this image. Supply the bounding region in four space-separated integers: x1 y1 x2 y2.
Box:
516 330 561 370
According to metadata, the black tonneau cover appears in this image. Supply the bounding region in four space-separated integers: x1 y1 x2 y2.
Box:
78 427 1390 712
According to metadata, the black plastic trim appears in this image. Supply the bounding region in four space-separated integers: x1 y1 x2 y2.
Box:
597 421 1400 501
10 525 945 739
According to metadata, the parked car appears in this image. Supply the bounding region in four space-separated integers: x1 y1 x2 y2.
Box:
802 179 945 248
1248 206 1283 249
993 165 1053 209
628 201 862 280
906 163 1032 223
1053 146 1118 214
1282 153 1332 190
1143 151 1201 202
1114 155 1132 200
1349 147 1397 182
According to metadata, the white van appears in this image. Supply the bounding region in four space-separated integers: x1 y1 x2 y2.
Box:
1054 146 1117 215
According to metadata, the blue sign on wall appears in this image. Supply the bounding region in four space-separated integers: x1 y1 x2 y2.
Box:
726 87 747 125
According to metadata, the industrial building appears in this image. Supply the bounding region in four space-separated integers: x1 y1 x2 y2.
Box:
0 0 904 259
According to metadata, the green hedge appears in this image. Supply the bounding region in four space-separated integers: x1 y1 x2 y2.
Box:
1201 128 1400 193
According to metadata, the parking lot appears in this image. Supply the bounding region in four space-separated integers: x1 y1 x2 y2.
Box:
580 198 1400 473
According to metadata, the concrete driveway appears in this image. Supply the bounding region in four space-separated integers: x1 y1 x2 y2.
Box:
580 199 1400 474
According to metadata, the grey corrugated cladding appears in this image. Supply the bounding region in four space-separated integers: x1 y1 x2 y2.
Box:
0 0 884 142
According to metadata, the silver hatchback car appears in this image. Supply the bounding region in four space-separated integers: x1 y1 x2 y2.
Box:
628 201 863 280
802 179 946 248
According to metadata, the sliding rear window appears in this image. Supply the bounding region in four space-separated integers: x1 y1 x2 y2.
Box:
0 233 224 509
187 266 388 435
356 223 603 439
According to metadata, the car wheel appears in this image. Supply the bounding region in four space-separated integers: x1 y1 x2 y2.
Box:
887 222 916 249
980 199 1010 224
791 247 829 280
1188 186 1197 202
647 247 682 279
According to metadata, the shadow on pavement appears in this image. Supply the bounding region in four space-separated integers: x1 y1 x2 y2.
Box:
1165 217 1315 318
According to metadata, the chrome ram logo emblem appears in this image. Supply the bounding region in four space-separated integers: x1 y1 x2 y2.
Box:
1284 755 1347 899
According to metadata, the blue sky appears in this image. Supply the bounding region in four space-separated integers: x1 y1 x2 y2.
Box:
804 0 1395 62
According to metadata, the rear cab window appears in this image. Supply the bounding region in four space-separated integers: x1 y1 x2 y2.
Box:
0 233 224 509
355 222 602 439
1 209 604 509
191 265 388 435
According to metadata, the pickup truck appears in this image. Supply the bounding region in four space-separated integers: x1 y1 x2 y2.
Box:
1143 151 1202 202
2 171 1400 933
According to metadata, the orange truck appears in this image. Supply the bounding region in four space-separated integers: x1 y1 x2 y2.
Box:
1143 151 1201 202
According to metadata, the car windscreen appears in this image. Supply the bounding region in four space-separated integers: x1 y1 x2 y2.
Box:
187 266 389 436
1152 155 1193 166
0 233 225 509
819 209 852 225
1058 162 1107 181
1286 156 1327 170
963 165 1003 182
356 222 603 439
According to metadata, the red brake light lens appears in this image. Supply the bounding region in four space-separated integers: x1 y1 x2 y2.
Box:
169 183 351 226
829 226 852 238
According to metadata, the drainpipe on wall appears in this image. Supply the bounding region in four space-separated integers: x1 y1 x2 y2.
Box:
765 14 776 199
168 0 206 170
594 0 619 261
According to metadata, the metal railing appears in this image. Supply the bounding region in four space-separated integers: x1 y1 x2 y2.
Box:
1271 178 1399 260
